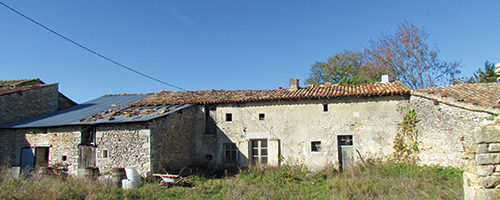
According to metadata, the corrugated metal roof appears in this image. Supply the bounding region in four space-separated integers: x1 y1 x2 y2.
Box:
0 94 170 128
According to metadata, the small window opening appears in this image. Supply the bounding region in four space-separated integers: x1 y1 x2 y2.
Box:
81 126 96 146
62 155 67 161
259 113 265 120
311 141 321 152
103 150 108 158
323 104 328 112
205 154 213 162
224 143 237 162
226 113 232 121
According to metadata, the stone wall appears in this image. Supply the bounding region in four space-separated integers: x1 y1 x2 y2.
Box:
0 84 59 125
95 123 151 176
195 95 410 171
410 95 493 168
463 122 500 199
57 93 77 110
0 127 82 174
150 105 197 174
0 105 196 176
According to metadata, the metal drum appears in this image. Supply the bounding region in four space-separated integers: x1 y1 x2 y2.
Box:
111 168 126 188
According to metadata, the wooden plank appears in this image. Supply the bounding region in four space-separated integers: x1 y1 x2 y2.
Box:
341 146 354 171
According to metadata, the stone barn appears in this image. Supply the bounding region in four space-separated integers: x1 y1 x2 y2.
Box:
1 77 416 175
0 94 197 176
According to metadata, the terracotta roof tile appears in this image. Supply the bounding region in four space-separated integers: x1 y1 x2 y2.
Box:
0 84 47 95
130 81 410 106
412 82 500 114
0 78 42 88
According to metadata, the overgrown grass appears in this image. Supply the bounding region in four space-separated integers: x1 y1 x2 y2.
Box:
0 161 463 199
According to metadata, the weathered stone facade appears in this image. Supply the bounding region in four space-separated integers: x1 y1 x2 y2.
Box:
0 105 197 176
194 95 410 170
410 95 493 168
0 84 59 125
463 121 500 199
0 126 81 174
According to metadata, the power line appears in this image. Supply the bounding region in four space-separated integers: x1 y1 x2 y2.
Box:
0 1 187 91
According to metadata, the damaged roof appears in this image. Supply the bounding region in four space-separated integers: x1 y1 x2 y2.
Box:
412 82 500 114
0 78 43 88
0 78 47 96
0 94 188 128
131 81 410 106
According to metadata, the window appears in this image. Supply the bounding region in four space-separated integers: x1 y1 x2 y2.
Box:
62 155 67 161
311 141 321 152
224 143 237 162
259 113 265 120
205 105 217 134
81 126 96 146
226 113 232 122
102 150 108 158
338 135 353 146
323 104 328 112
251 140 268 164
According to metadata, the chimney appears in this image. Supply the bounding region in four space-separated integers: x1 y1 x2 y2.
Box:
289 78 300 90
381 75 389 83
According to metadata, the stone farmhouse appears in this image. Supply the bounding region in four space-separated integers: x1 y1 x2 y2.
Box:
0 78 76 125
130 78 411 172
410 82 500 168
0 77 412 176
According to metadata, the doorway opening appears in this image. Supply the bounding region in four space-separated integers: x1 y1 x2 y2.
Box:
338 135 353 171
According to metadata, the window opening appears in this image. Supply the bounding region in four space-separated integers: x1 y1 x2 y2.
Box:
62 155 67 161
226 113 232 122
311 141 321 152
251 140 268 164
81 126 96 146
338 135 353 146
224 143 237 162
323 104 328 112
259 113 265 120
205 105 217 134
103 150 108 158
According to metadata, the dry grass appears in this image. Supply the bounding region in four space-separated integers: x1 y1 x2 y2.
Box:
0 160 463 199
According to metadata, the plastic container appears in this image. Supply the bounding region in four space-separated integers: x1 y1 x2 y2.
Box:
122 168 141 189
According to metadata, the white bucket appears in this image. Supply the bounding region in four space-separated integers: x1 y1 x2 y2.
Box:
121 179 133 189
11 167 20 179
122 168 141 189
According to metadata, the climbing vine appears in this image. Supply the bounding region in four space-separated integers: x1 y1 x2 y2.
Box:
393 109 419 163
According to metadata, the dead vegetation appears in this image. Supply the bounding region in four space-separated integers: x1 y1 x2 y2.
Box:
0 160 462 199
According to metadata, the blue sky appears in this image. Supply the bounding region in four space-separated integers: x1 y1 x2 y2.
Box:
1 1 498 103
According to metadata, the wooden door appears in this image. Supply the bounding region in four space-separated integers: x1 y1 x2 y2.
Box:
78 145 96 169
20 148 35 173
338 135 353 171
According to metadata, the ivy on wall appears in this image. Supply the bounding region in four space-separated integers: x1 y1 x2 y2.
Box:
393 109 419 163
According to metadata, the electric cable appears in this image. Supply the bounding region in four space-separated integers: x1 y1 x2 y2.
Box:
0 1 186 91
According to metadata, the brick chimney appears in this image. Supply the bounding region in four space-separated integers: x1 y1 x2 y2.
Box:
381 75 389 83
289 78 299 90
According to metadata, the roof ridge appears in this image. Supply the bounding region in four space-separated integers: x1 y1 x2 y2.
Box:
104 93 154 97
130 81 410 106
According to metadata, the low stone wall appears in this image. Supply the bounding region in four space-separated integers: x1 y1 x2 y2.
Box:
463 122 500 199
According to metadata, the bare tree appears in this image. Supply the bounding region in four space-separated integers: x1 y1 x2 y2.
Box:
365 21 461 89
